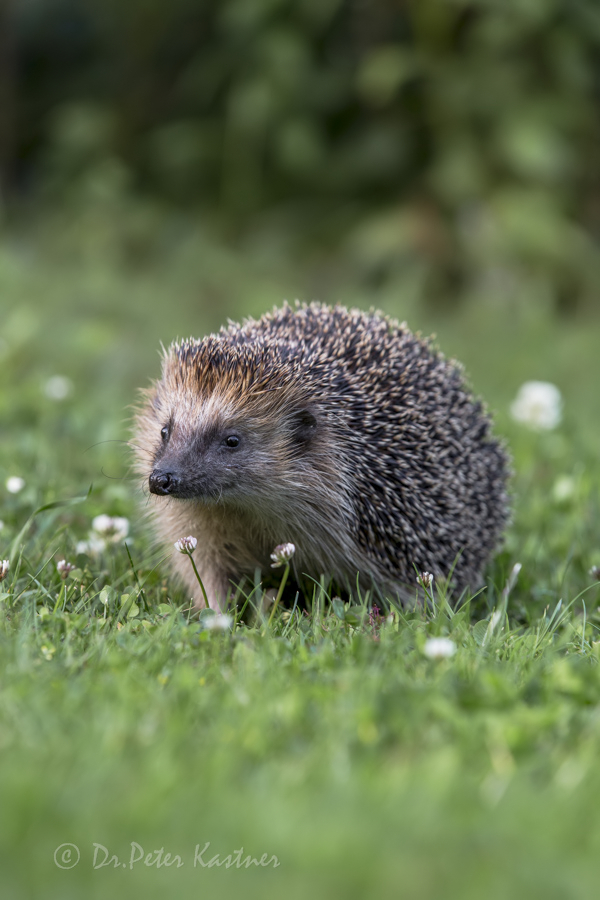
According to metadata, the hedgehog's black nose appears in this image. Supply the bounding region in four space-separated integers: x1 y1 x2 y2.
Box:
149 470 179 495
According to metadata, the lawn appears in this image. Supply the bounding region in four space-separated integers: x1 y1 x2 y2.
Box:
1 225 600 899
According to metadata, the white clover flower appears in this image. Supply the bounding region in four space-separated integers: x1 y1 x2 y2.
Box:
270 542 296 568
552 475 576 503
0 520 4 531
56 559 76 580
6 476 25 494
174 535 198 554
423 637 457 659
203 613 233 631
510 381 562 430
0 559 9 582
44 375 73 401
76 534 107 556
91 515 130 543
417 571 433 590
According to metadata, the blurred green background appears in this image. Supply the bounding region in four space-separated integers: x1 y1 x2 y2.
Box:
4 0 600 314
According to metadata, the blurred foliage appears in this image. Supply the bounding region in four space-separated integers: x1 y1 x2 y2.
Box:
2 0 599 312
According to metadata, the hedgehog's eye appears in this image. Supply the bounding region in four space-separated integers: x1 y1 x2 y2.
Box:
161 425 170 442
223 435 240 449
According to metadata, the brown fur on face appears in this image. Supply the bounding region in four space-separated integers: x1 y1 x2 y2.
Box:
133 303 510 610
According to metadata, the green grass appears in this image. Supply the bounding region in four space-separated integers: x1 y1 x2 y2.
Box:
1 224 600 899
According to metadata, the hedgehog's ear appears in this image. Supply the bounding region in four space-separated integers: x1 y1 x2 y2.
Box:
290 409 317 446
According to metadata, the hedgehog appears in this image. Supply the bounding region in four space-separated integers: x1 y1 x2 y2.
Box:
133 303 510 610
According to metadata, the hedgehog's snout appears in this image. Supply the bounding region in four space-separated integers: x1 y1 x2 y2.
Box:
149 469 179 496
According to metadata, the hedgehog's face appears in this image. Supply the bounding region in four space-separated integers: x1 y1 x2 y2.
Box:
146 393 317 506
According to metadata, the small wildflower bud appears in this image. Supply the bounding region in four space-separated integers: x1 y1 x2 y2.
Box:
56 559 76 580
0 559 9 582
423 637 456 659
368 605 383 630
174 535 198 554
6 476 25 494
270 542 295 568
417 571 433 590
590 566 600 582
